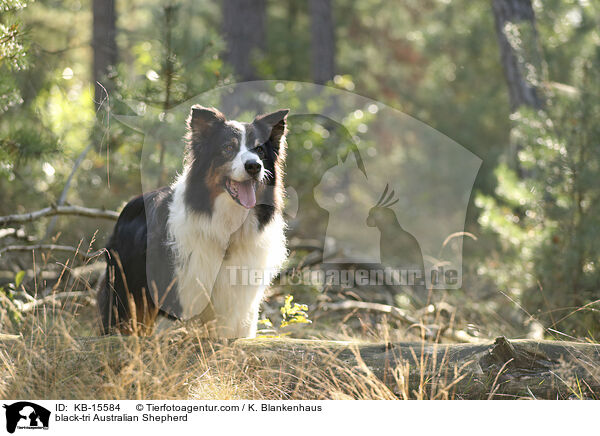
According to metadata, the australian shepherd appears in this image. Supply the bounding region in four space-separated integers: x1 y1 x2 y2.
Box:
97 105 289 338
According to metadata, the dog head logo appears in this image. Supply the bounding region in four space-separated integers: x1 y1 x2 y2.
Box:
3 402 50 433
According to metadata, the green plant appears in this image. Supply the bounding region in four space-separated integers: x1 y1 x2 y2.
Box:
477 56 600 338
280 294 312 328
257 294 312 337
0 270 25 328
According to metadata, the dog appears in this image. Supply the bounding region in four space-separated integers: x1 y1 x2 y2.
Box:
97 105 289 338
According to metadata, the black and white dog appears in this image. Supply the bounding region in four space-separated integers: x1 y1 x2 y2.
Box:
97 105 289 338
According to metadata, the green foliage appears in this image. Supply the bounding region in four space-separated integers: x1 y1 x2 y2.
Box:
1 0 599 340
114 2 227 109
0 0 65 216
0 1 28 133
257 295 312 337
0 20 26 112
14 270 24 288
0 0 28 114
477 55 600 337
280 294 312 328
257 318 273 328
0 270 26 328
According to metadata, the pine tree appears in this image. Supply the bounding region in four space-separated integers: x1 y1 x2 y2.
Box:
477 53 600 338
0 0 58 177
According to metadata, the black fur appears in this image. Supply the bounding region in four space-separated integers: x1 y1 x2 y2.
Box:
253 113 287 229
97 187 180 333
184 109 242 215
255 139 279 229
97 106 288 333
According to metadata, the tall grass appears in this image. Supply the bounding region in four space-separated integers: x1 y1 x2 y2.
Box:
0 302 475 400
0 243 598 400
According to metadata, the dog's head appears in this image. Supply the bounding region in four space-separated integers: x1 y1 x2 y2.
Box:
184 105 288 213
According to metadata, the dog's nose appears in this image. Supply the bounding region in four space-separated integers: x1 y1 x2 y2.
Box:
244 160 262 177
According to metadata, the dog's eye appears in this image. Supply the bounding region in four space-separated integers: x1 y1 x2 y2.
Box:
223 143 236 157
254 145 266 160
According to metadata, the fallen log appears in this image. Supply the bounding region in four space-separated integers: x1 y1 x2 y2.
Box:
2 335 598 399
232 336 600 399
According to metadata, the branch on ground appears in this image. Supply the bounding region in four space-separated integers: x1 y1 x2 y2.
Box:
0 228 36 242
0 205 119 226
320 300 419 324
0 244 105 260
318 300 481 344
2 290 93 313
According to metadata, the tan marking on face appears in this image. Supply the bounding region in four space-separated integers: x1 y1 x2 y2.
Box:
205 164 226 206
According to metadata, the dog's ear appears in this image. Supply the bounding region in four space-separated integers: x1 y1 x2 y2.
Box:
255 109 289 128
254 109 289 148
187 105 226 136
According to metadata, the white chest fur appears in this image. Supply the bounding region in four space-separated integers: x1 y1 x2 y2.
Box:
165 174 287 337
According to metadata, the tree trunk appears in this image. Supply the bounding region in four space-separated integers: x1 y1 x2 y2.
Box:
92 0 118 109
491 0 545 111
308 0 335 84
158 4 177 187
222 0 266 81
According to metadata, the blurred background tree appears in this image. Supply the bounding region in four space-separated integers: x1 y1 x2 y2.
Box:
477 51 600 338
1 0 59 198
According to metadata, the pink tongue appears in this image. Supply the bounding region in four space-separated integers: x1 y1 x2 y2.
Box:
235 180 256 209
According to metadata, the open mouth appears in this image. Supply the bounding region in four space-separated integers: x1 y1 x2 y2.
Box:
225 178 258 209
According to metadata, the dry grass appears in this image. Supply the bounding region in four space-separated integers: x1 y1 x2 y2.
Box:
0 244 463 400
0 302 475 400
0 241 479 400
1 297 599 400
0 244 597 400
